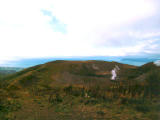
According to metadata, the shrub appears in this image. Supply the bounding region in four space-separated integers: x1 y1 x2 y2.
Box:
84 98 98 105
64 85 85 97
97 110 105 116
63 85 73 94
49 93 63 104
120 98 128 104
135 104 150 113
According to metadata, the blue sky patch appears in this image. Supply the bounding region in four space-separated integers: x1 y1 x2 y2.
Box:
41 9 67 33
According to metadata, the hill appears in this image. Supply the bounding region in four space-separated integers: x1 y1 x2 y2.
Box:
2 60 135 89
0 60 159 120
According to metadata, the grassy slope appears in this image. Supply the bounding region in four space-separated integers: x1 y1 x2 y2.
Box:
0 60 160 120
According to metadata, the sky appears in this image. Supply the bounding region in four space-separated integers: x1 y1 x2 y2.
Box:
0 0 160 66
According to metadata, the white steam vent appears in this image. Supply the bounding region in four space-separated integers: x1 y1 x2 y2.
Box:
111 65 120 80
154 60 160 66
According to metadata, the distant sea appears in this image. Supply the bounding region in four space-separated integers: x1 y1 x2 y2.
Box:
1 55 160 68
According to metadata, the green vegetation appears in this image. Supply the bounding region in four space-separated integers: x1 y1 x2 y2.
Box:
0 60 159 120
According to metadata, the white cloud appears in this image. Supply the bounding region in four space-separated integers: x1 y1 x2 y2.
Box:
0 0 158 64
129 31 160 39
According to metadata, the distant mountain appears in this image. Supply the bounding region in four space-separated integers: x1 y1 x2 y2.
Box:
1 55 160 68
0 67 23 71
0 67 23 76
